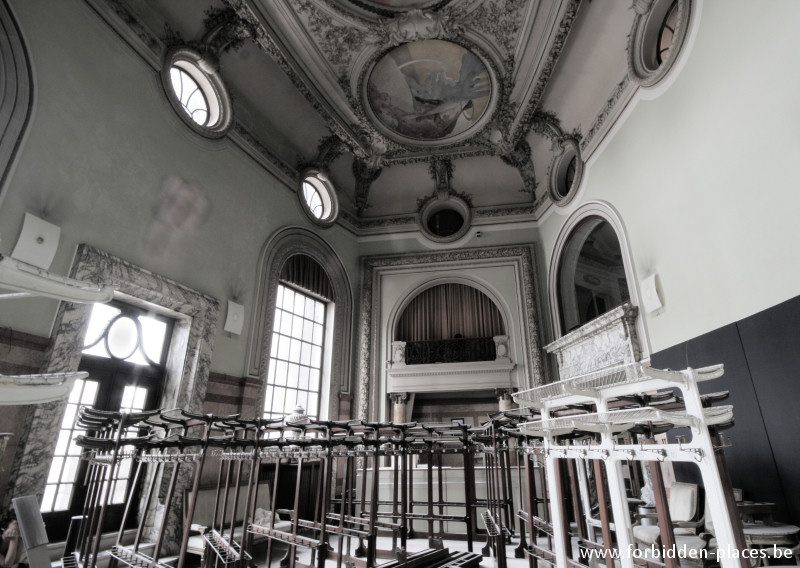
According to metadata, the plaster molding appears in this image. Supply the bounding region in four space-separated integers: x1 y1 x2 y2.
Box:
355 245 545 422
4 245 219 552
0 0 33 204
627 0 693 88
387 359 516 394
546 201 651 359
510 0 581 144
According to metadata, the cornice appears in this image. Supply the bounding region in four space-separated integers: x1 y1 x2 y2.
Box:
545 302 639 354
510 0 581 144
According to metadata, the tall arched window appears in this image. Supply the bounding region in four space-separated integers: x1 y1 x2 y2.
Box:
263 254 333 421
557 217 630 334
248 228 352 423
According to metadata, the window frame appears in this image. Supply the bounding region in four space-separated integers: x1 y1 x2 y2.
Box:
41 300 172 539
263 283 331 421
161 46 234 138
297 168 340 228
548 202 650 357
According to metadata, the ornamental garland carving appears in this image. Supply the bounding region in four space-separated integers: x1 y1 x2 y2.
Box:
293 0 373 80
448 0 527 57
510 0 581 145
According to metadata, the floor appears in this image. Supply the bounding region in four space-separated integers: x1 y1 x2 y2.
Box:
259 534 532 567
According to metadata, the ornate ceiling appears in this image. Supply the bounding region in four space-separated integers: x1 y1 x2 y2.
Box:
91 0 644 235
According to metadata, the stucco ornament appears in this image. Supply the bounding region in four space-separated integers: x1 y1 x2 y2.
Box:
384 9 453 44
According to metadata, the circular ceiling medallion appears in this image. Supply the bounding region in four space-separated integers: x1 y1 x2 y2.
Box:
366 40 494 145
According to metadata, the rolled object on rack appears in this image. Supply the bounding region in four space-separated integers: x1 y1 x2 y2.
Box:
0 254 114 303
0 371 88 405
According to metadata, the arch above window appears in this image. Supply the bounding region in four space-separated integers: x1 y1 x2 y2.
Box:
548 202 648 356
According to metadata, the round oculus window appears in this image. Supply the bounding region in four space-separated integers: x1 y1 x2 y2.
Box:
628 0 690 87
162 47 233 138
418 194 472 244
549 139 582 205
298 170 339 227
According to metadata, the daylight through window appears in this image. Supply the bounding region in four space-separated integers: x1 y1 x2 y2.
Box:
264 284 327 421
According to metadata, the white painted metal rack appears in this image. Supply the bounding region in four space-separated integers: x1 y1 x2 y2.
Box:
512 363 746 568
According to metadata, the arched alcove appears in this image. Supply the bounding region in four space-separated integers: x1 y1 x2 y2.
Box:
556 217 630 334
547 201 650 378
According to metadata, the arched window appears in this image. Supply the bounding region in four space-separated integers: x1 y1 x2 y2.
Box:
556 217 630 334
248 228 352 423
263 254 333 421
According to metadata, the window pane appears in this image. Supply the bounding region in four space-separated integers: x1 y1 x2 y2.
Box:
274 361 288 386
309 369 320 391
273 387 286 415
293 294 304 316
287 363 299 388
298 367 310 391
82 381 99 404
302 320 313 343
47 457 63 483
40 485 55 512
54 430 71 456
307 393 318 416
282 288 295 311
280 313 292 336
140 316 167 363
83 303 120 349
61 404 78 429
68 380 84 404
54 484 73 511
264 284 328 420
291 315 303 338
277 335 290 361
62 457 80 483
311 345 322 368
289 339 301 362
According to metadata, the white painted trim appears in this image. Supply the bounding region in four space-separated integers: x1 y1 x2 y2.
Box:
547 200 650 358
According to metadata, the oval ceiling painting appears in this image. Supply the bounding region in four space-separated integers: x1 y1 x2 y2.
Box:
367 40 493 144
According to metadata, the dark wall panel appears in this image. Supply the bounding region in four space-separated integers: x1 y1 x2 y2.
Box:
736 296 800 523
651 318 793 522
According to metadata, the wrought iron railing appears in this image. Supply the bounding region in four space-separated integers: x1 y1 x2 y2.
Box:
404 337 496 365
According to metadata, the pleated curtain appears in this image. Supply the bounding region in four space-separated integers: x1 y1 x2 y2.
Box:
280 254 333 300
395 283 505 341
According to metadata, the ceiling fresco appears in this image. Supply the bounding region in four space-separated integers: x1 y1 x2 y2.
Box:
366 40 492 143
88 0 649 235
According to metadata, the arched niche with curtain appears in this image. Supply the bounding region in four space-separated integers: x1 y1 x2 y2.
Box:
247 227 352 422
395 283 506 364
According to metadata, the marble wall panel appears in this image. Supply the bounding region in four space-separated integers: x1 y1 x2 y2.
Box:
5 245 219 553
